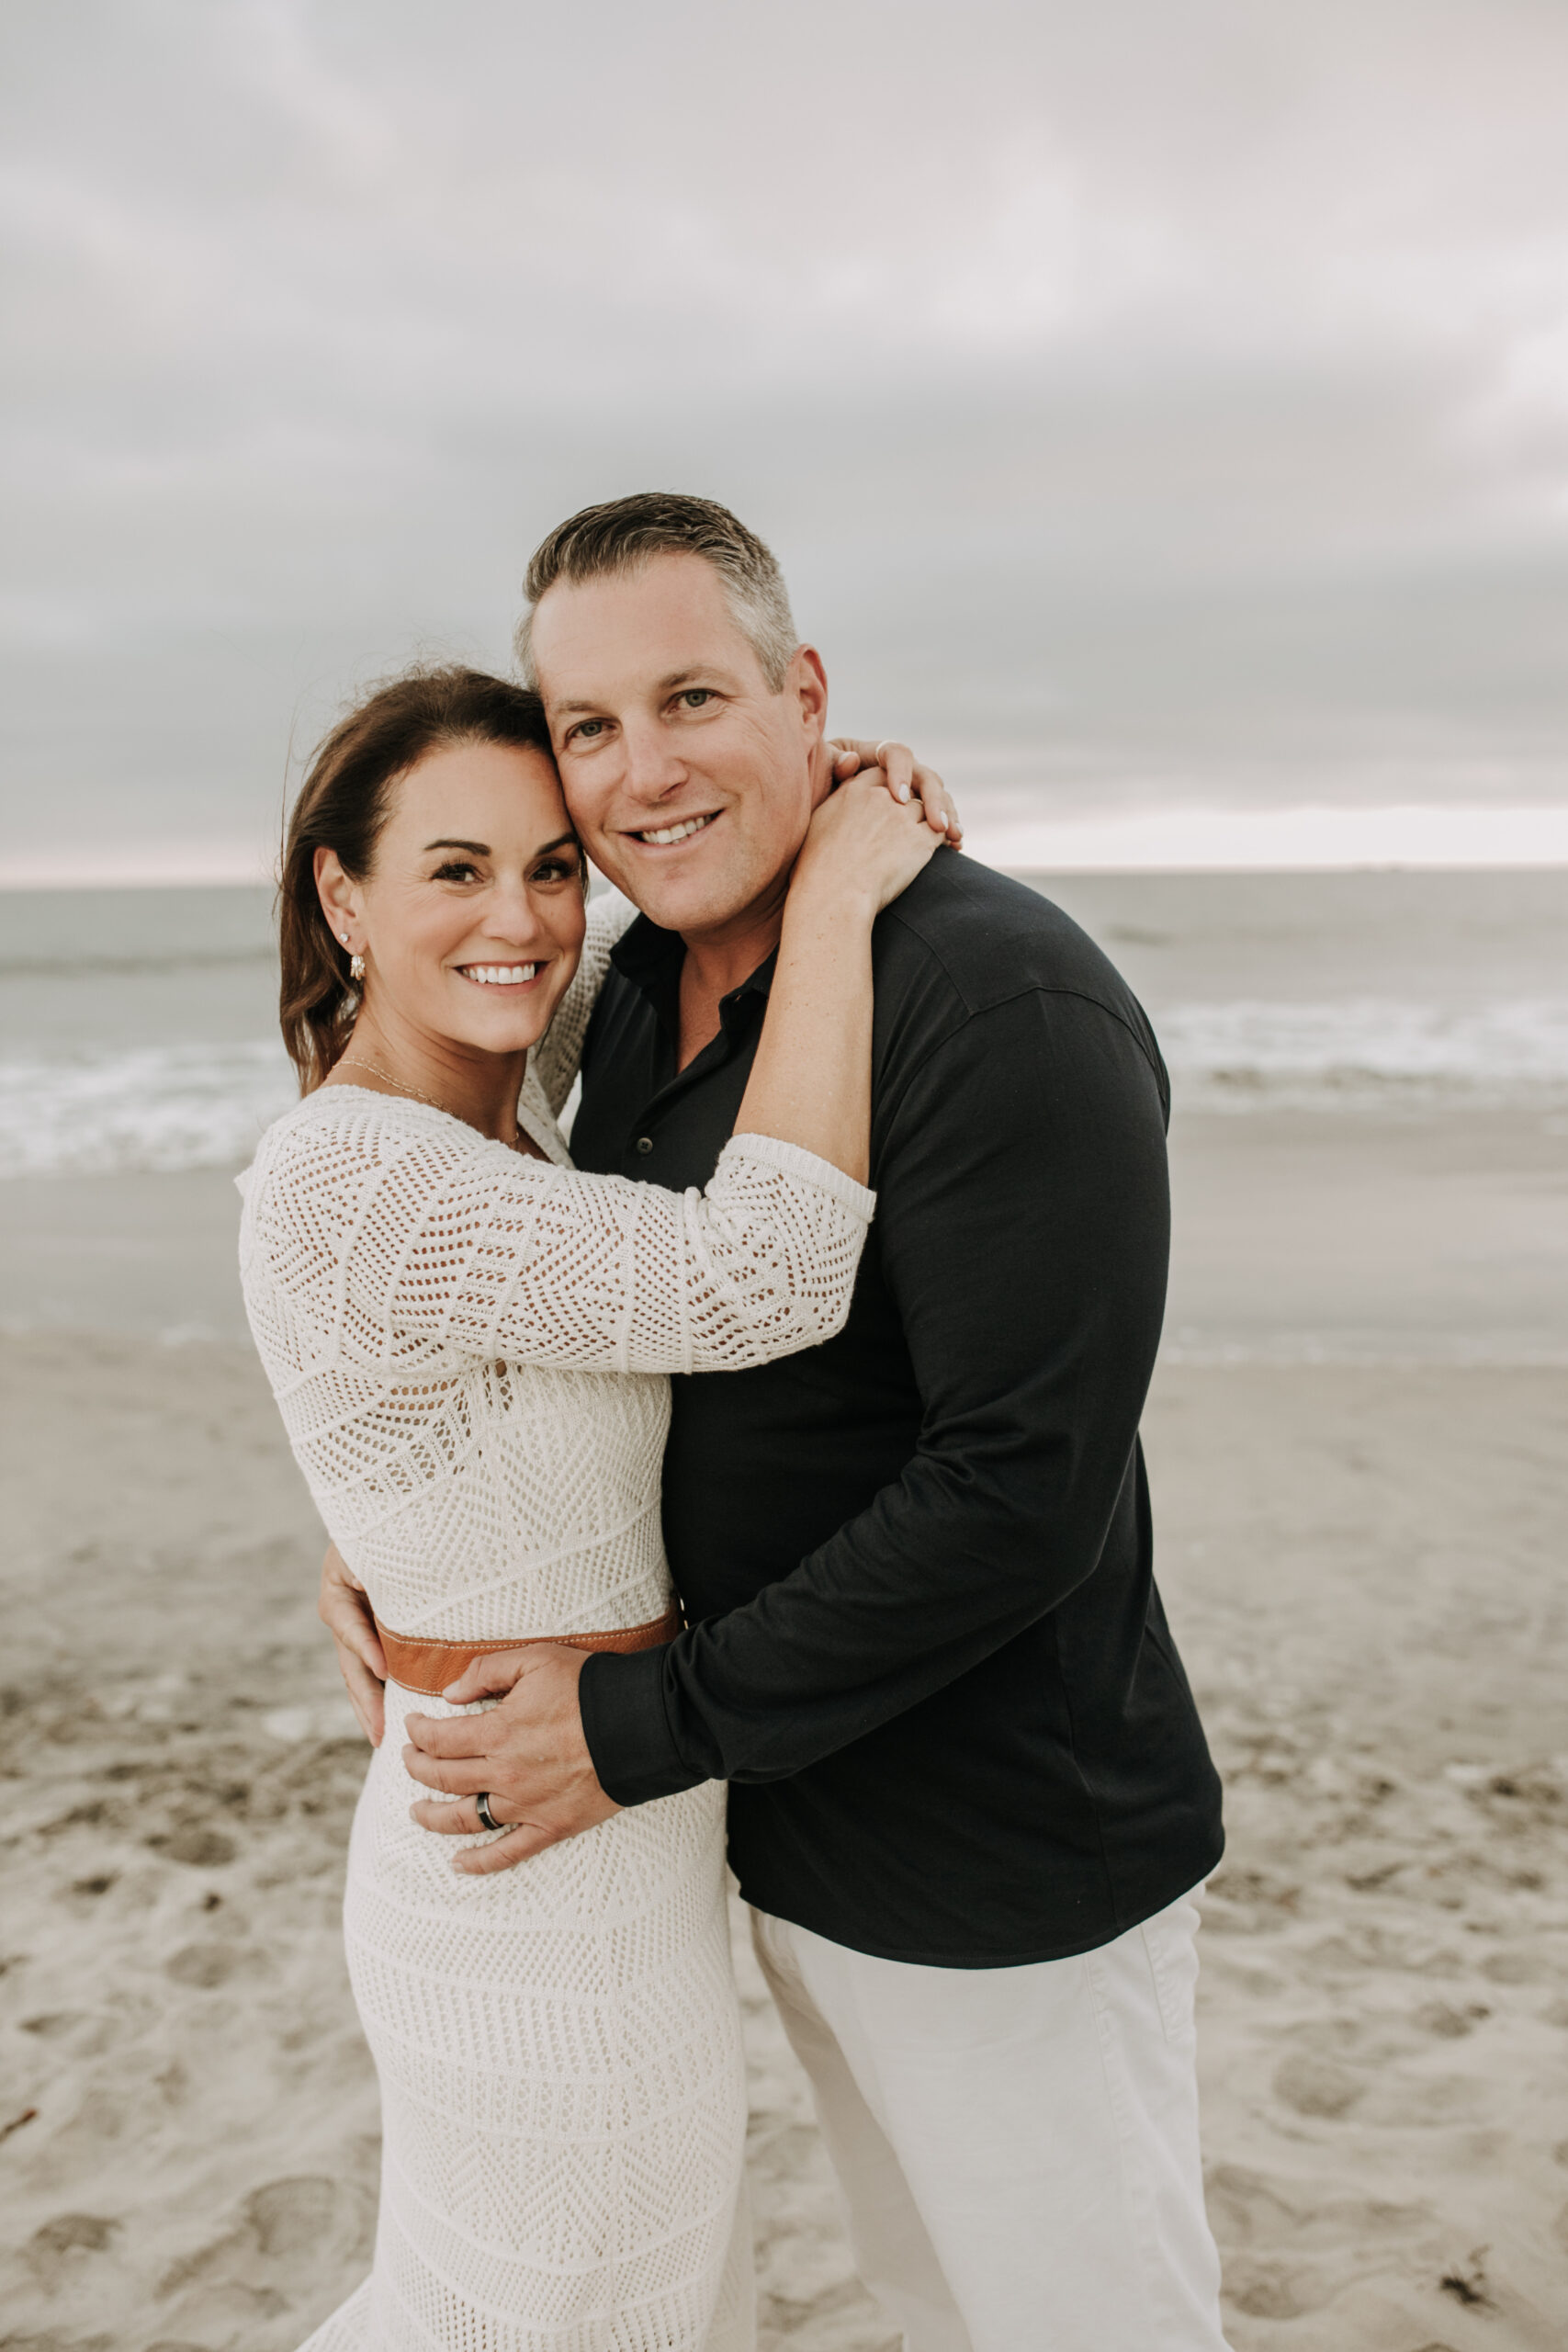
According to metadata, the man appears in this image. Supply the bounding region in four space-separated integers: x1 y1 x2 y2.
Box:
333 493 1228 2349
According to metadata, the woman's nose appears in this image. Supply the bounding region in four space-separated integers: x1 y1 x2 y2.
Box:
479 882 547 945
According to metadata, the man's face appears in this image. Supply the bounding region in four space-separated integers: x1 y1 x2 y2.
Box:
530 551 829 939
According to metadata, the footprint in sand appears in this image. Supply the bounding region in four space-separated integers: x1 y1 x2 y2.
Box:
1480 1948 1557 1986
1273 2052 1364 2118
1414 2000 1489 2039
245 2175 353 2258
164 1942 248 1988
148 1826 237 1868
20 2008 124 2057
155 2173 377 2328
1207 2162 1432 2323
25 2209 120 2287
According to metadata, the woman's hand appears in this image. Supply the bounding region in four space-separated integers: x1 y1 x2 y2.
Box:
319 1543 387 1746
829 738 962 844
740 777 932 1182
792 773 942 919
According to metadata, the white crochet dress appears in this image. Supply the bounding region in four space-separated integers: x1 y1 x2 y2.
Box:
237 903 875 2352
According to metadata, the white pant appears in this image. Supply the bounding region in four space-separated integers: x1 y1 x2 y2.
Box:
750 1889 1230 2352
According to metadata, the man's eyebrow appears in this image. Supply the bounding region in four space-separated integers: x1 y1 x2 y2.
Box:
551 667 739 717
660 666 739 692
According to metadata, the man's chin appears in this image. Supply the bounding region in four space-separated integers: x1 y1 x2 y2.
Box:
594 838 758 935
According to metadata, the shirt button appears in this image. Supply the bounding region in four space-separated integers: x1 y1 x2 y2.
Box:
635 1136 654 1155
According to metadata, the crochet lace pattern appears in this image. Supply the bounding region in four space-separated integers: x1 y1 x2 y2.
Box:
237 897 874 2351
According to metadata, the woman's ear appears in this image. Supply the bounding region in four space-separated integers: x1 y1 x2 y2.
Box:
314 845 360 947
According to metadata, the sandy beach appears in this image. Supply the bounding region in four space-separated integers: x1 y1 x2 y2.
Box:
4 863 1566 2350
3 1108 1565 2349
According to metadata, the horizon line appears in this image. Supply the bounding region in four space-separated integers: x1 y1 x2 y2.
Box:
4 801 1568 888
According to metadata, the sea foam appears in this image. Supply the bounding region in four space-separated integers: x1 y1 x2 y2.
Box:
1159 996 1568 1102
0 1043 297 1177
3 996 1567 1177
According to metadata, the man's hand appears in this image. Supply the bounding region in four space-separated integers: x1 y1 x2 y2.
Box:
319 1543 386 1746
829 737 962 843
402 1645 621 1878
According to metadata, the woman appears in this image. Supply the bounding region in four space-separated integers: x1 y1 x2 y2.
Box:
238 665 945 2352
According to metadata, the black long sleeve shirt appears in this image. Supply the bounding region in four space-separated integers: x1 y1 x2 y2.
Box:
571 853 1223 1966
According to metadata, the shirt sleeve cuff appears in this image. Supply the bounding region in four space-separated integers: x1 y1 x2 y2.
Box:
718 1132 877 1224
579 1645 706 1807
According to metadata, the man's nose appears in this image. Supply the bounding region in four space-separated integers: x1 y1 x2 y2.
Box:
617 716 688 805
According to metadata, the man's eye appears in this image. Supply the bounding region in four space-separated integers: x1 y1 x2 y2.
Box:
678 689 713 709
570 718 607 743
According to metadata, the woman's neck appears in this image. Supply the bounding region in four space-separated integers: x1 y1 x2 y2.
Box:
330 1010 529 1144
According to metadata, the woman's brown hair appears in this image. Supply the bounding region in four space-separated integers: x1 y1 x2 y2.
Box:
278 664 557 1093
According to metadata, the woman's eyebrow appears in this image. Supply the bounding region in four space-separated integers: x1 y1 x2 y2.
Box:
423 832 578 857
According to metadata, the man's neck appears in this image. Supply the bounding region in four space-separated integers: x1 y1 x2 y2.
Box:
674 888 787 1072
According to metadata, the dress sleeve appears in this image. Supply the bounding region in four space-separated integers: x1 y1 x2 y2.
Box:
267 1106 874 1375
530 891 638 1116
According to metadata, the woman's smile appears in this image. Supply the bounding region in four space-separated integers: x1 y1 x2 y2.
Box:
454 958 546 989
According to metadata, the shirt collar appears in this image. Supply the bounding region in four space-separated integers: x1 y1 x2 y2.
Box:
610 912 778 1033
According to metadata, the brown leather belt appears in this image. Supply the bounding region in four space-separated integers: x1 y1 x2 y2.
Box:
373 1606 682 1700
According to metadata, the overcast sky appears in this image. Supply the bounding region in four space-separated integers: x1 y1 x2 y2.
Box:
5 0 1568 877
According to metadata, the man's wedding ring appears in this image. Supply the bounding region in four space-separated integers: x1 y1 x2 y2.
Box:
475 1792 502 1833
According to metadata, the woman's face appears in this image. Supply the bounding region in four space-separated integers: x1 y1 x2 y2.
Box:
321 739 588 1058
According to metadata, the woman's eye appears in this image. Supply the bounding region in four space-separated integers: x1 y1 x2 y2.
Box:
432 861 479 883
533 858 578 885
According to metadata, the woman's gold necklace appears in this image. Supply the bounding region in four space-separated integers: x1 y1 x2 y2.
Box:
334 1057 536 1156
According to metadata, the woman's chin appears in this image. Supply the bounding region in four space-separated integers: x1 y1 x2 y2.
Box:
438 978 570 1053
448 1013 554 1055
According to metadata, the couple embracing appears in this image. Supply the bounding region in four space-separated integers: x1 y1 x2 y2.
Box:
239 493 1229 2352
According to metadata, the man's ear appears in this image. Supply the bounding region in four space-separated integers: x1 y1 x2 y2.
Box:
792 646 831 805
791 645 829 744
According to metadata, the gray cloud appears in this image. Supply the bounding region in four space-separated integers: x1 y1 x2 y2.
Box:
4 0 1568 871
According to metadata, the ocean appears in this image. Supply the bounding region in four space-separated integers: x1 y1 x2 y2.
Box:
3 866 1564 1354
2 869 1564 1180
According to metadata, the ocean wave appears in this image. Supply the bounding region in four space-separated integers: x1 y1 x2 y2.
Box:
3 999 1567 1178
1160 997 1568 1100
0 1043 297 1177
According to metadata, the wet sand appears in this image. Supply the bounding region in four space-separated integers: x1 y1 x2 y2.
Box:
2 1106 1566 2347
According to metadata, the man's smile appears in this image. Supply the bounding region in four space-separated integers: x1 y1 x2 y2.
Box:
628 811 721 848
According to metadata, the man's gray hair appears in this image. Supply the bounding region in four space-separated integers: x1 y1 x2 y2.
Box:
515 492 798 692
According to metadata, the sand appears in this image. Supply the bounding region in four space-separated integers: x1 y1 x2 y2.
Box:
3 1126 1566 2346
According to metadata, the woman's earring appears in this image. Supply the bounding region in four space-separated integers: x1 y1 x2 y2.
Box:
349 953 366 984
